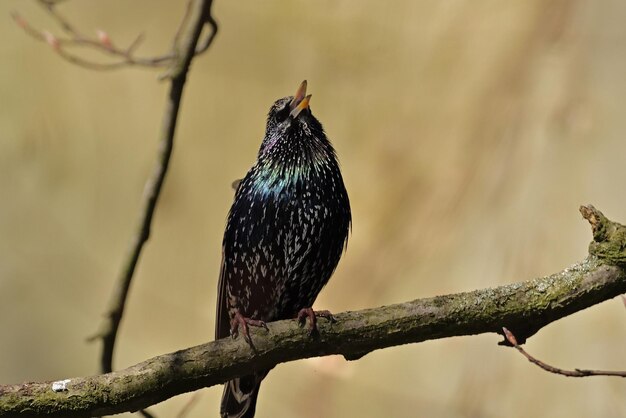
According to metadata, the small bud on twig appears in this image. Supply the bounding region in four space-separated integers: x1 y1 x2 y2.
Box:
43 31 60 51
11 12 28 29
502 327 518 346
97 29 113 49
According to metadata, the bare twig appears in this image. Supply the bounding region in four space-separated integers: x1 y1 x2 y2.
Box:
502 327 626 378
175 392 201 418
138 409 156 418
15 2 219 417
195 7 219 54
172 0 193 48
12 0 218 70
11 11 170 70
88 0 217 377
37 0 81 37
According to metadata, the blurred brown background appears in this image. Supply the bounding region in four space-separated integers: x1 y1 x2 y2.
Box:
2 1 626 417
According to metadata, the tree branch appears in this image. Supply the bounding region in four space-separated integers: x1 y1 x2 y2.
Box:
87 0 217 375
2 205 625 417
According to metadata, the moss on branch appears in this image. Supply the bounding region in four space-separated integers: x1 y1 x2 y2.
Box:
581 204 626 266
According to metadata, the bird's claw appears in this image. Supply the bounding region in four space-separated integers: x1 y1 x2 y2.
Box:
297 308 336 336
230 312 268 347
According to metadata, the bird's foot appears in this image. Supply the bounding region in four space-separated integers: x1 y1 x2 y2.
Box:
230 311 269 347
297 308 336 336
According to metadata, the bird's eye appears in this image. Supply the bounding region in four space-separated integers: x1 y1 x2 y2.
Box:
275 104 290 122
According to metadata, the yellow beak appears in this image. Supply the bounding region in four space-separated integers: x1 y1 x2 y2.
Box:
290 94 312 119
290 80 307 110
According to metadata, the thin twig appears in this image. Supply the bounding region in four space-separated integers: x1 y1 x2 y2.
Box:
195 8 219 54
126 33 145 55
12 0 217 71
86 4 217 418
138 410 156 418
176 392 202 418
502 327 626 378
88 0 217 375
15 2 218 417
37 0 81 37
11 11 171 70
172 0 193 48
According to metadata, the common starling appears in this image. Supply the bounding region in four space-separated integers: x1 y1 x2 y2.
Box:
216 81 351 418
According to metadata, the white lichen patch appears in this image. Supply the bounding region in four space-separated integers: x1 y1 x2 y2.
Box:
51 379 71 392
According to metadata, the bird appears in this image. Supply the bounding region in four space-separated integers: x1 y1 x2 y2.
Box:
215 80 351 418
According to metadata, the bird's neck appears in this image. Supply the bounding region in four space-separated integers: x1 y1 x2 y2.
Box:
249 136 338 198
259 134 335 172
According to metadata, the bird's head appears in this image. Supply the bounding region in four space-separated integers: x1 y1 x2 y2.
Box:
260 80 325 155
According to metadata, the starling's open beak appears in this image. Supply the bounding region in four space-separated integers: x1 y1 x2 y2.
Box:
290 80 307 109
290 94 311 119
289 80 311 119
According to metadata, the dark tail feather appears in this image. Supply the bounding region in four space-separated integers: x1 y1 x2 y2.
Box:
220 372 268 418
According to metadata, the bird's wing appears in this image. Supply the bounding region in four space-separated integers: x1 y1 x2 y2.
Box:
215 248 231 340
